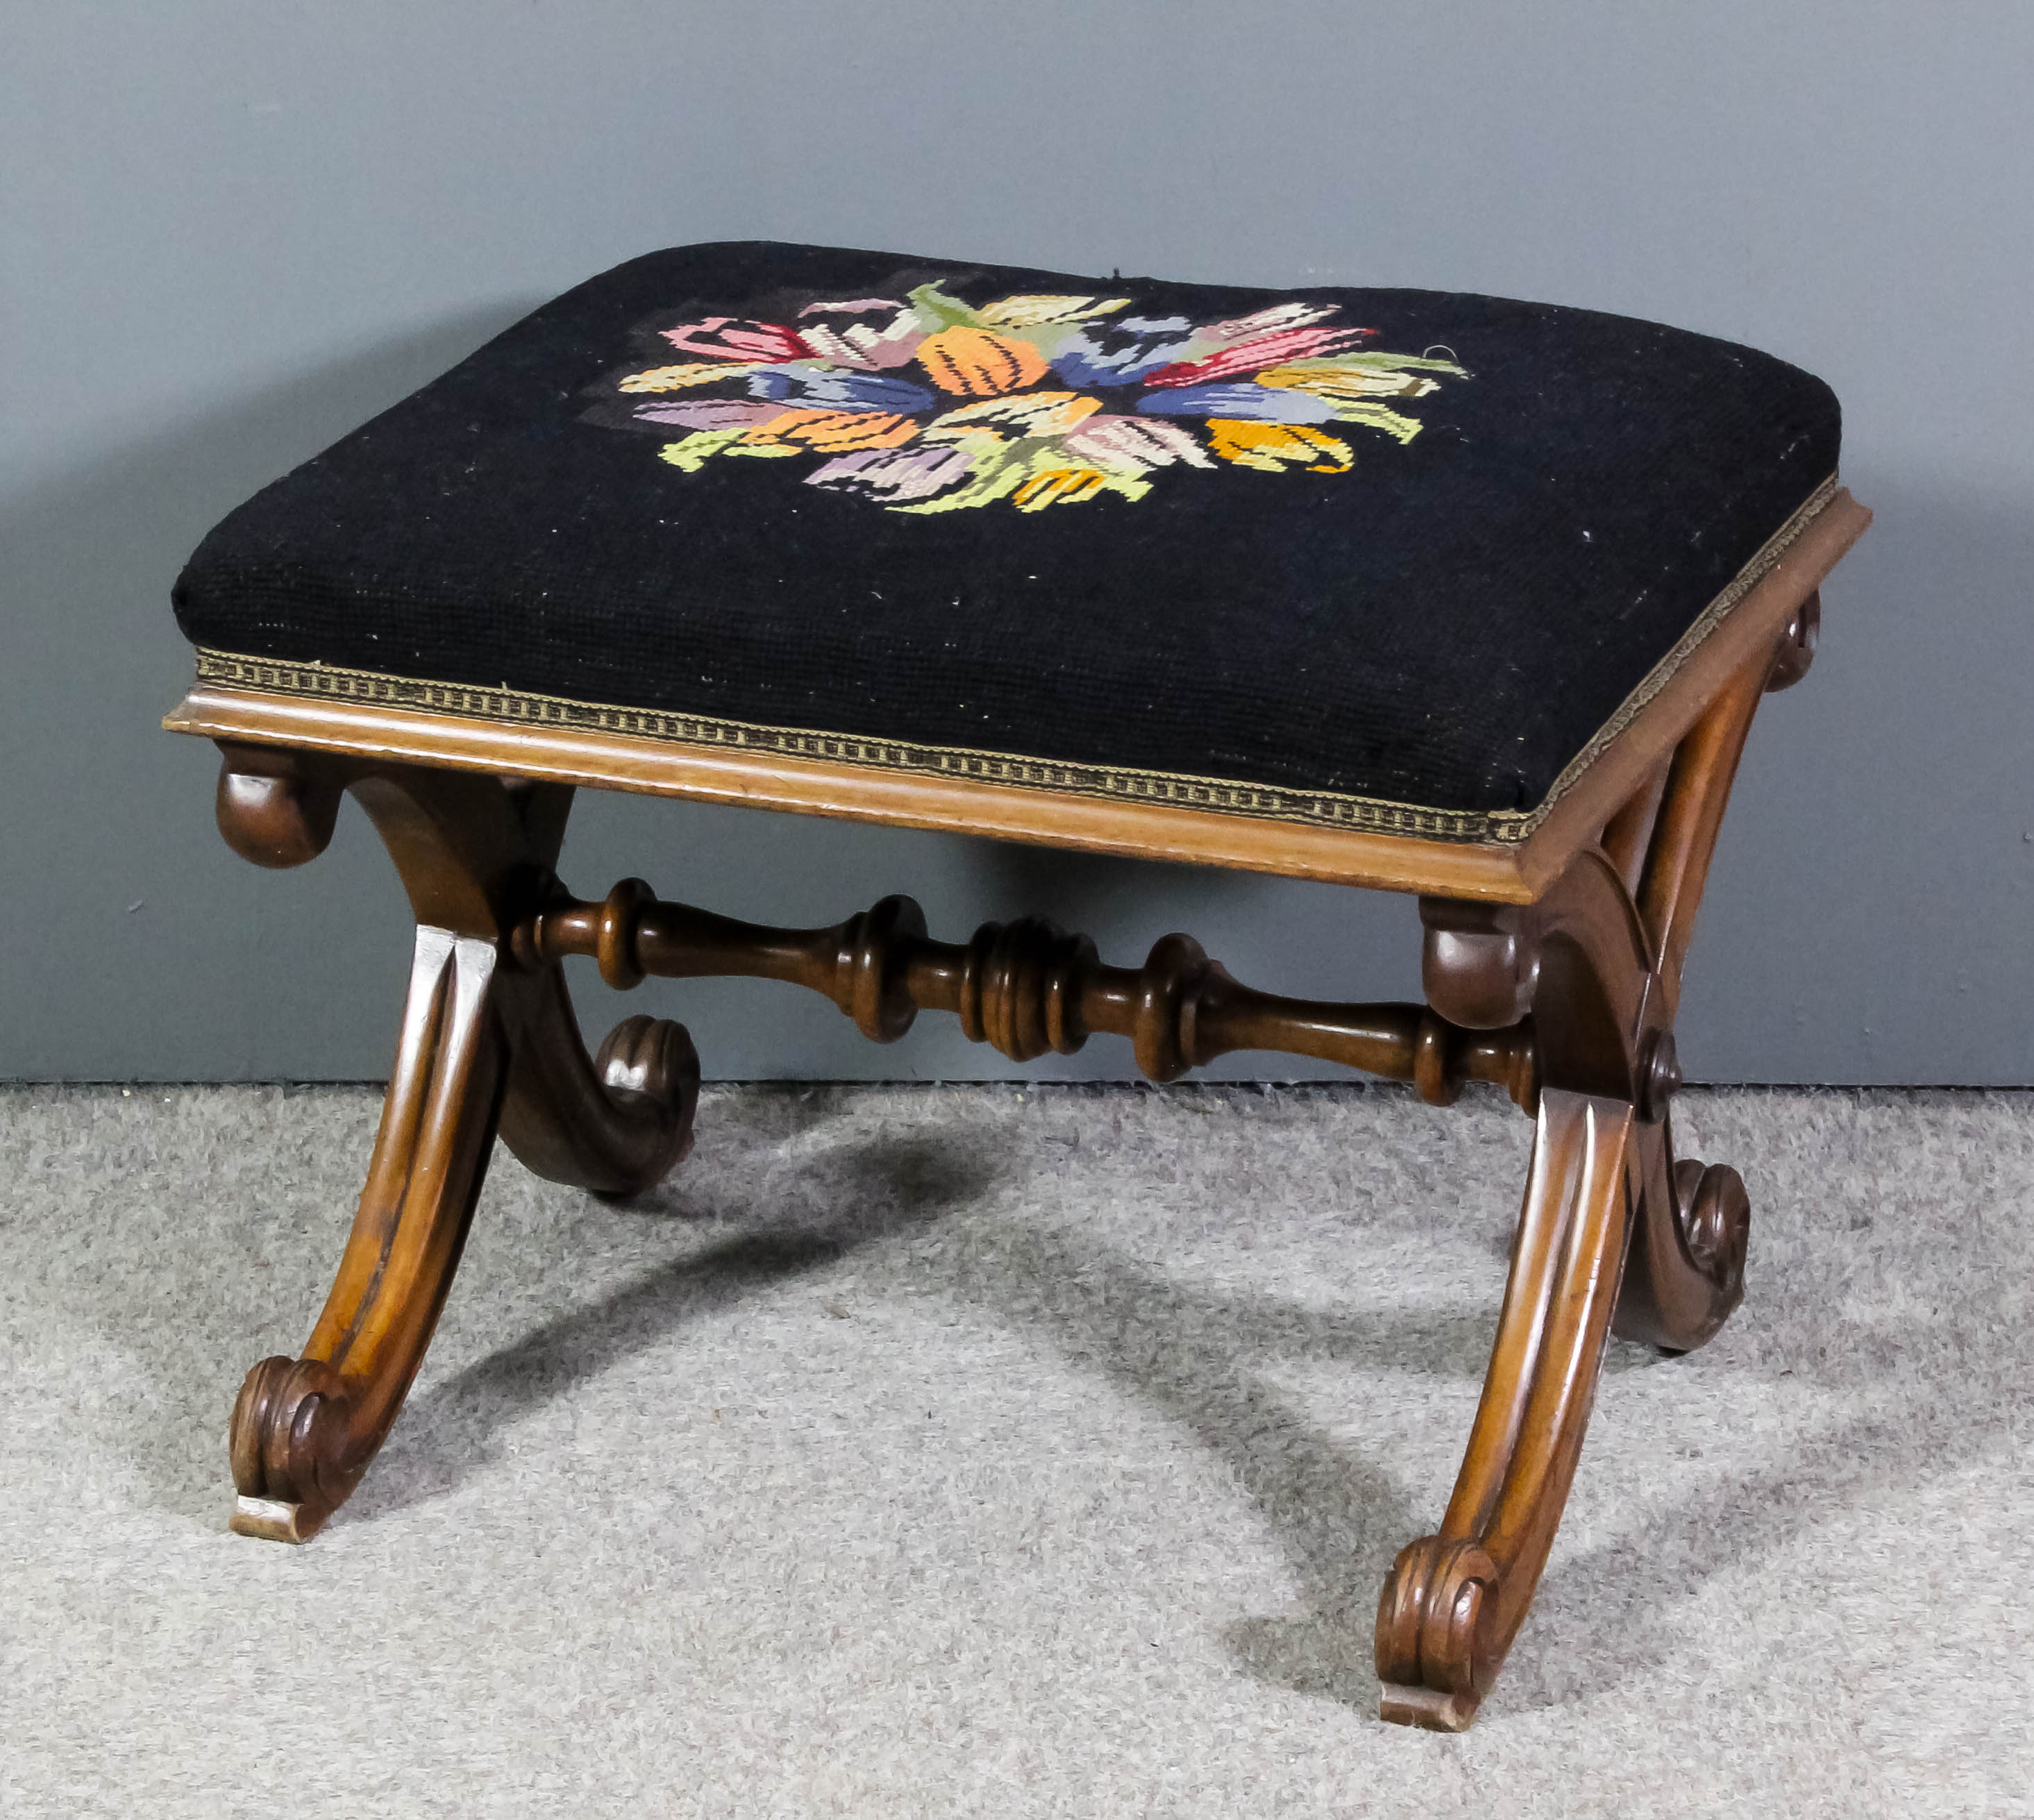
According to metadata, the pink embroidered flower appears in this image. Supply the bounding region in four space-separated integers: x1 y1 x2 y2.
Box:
659 317 813 363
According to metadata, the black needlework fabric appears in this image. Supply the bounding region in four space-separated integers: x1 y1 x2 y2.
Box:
173 240 1840 816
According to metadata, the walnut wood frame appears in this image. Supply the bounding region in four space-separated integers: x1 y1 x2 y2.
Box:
165 488 1866 1730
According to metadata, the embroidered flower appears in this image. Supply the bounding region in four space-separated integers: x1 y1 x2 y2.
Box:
596 281 1466 513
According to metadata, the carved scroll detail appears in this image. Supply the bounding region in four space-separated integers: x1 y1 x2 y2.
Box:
1613 1131 1749 1351
215 742 342 869
1765 589 1820 692
496 974 699 1198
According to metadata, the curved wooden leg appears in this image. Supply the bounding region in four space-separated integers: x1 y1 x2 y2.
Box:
1375 1088 1637 1729
215 752 702 1542
229 925 507 1542
1379 623 1810 1724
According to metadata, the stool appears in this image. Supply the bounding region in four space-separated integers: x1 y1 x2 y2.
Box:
164 241 1867 1729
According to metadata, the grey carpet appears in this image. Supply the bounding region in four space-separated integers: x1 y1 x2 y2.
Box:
2 1082 2030 1816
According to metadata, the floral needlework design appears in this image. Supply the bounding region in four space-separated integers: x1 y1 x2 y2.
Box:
592 282 1468 514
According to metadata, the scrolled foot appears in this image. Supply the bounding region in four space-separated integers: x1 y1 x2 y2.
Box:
227 1354 356 1543
1615 1142 1751 1351
1375 1535 1498 1729
1674 1158 1749 1288
594 1013 701 1170
496 973 700 1197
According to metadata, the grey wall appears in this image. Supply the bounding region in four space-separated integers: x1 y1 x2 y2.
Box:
3 1 2031 1085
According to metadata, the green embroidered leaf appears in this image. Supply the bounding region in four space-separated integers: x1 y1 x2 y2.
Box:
657 430 746 472
906 284 986 332
1324 400 1425 443
1284 352 1469 376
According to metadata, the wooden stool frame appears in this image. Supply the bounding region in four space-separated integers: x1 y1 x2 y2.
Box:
164 489 1868 1730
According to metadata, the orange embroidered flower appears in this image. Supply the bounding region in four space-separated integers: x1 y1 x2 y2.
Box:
914 326 1053 397
747 410 921 454
1011 464 1113 511
1202 421 1354 473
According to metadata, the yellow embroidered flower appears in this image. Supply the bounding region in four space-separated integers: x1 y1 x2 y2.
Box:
618 362 763 394
975 295 1132 328
921 391 1104 441
1202 421 1354 473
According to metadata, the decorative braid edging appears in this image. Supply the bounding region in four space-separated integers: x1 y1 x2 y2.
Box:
190 472 1834 850
191 648 1529 844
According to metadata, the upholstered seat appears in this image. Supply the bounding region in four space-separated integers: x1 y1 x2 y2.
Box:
174 241 1839 842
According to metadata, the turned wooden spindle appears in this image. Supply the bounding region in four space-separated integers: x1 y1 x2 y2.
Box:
519 882 1537 1104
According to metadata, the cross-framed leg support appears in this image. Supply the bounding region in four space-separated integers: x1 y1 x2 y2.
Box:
209 592 1816 1726
217 759 697 1543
